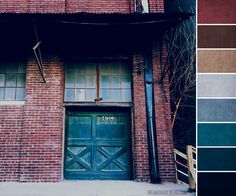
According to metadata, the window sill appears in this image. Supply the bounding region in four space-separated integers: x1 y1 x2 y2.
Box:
0 101 25 105
63 102 133 107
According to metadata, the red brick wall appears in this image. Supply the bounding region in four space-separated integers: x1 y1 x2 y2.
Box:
29 0 66 13
152 43 176 182
0 0 163 13
0 0 131 13
0 106 23 181
19 58 64 182
150 0 164 13
66 0 132 13
0 0 29 13
132 52 150 182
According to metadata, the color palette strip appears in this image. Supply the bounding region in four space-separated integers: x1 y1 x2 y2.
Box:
197 1 236 194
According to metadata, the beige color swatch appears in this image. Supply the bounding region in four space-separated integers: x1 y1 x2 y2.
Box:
198 50 236 73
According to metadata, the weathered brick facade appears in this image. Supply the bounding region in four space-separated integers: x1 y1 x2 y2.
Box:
132 52 150 182
0 0 176 183
19 58 64 182
0 0 132 13
152 46 175 181
0 106 23 181
0 0 164 14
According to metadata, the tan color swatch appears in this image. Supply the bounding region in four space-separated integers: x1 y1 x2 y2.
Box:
198 50 236 73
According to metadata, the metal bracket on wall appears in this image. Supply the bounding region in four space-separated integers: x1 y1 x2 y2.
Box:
32 20 46 83
136 61 147 75
33 41 46 83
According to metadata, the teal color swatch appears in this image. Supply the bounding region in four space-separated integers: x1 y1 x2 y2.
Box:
198 124 236 146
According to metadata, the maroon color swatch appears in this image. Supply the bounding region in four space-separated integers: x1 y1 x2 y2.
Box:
198 0 236 24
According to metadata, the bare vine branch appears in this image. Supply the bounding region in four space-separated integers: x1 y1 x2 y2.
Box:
161 16 196 129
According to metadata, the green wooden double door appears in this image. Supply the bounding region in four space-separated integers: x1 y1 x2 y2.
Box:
64 110 133 180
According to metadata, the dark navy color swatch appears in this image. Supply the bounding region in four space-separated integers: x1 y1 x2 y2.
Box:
198 173 236 196
198 124 236 146
198 148 236 171
198 99 236 122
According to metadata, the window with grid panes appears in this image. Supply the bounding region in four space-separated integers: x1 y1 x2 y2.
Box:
64 62 131 102
0 62 26 101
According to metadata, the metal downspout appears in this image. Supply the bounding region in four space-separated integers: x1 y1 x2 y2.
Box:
144 46 161 183
135 0 150 13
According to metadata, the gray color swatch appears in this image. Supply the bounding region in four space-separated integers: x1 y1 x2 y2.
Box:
198 74 236 97
198 99 236 122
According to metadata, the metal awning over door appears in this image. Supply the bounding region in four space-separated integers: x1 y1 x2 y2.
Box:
0 12 193 56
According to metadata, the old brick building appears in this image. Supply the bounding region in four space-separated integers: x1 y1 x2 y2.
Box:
0 0 190 182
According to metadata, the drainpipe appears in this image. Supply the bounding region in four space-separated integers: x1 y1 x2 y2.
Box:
141 0 150 13
135 0 149 13
135 0 160 183
144 45 161 183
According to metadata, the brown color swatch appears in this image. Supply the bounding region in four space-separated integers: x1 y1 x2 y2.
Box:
198 26 236 48
198 0 236 24
198 50 236 73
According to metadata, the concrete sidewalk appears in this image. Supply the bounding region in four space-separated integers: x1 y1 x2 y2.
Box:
0 181 195 196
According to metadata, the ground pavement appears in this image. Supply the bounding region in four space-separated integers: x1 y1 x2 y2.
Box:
0 181 196 196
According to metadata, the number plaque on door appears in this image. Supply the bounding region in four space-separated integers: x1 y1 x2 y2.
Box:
102 116 114 121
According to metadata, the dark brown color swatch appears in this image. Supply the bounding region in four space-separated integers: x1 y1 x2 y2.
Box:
198 50 236 72
198 0 236 24
198 26 236 48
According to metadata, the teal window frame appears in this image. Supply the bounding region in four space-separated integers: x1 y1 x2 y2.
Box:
64 62 132 103
0 62 26 101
